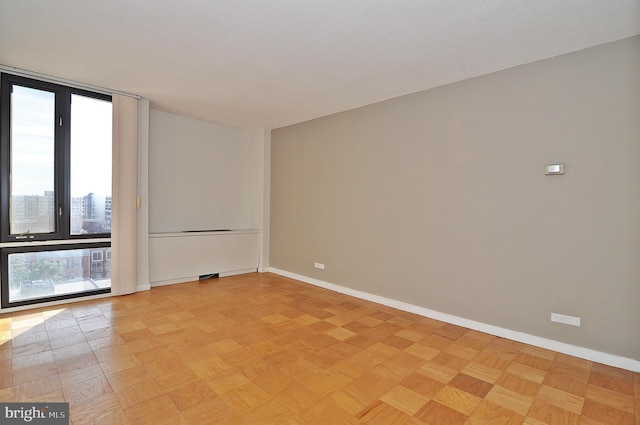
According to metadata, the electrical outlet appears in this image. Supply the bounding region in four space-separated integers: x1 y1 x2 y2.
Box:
314 262 325 270
550 313 581 327
545 163 565 175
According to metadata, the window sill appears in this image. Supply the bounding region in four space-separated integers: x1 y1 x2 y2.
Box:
0 238 111 249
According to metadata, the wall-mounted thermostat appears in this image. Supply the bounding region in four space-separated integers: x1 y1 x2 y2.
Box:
545 163 565 175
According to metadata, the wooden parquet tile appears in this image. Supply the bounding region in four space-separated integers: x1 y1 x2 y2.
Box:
0 272 638 424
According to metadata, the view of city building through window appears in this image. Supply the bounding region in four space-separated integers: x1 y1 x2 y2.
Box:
9 85 56 235
12 192 112 236
7 246 111 303
9 86 112 236
70 93 112 235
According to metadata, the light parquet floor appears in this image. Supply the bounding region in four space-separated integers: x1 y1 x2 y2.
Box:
0 272 638 425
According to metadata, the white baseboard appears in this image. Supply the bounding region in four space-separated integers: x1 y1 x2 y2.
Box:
220 268 258 278
267 267 640 373
136 283 151 292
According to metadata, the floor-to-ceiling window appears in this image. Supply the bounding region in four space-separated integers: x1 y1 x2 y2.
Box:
0 73 112 308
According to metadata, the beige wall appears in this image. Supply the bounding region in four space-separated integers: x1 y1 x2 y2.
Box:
270 36 640 360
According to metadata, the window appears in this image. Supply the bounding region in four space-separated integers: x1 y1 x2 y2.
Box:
1 243 111 306
1 74 112 241
0 73 112 307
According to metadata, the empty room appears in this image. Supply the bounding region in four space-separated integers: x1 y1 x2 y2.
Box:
0 1 639 424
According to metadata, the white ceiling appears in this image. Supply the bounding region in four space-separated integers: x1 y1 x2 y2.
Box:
1 1 639 129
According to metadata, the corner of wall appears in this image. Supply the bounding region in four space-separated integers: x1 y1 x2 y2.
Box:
137 98 150 290
260 129 271 271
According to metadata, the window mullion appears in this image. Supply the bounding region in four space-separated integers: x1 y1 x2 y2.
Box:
57 88 71 239
0 77 11 242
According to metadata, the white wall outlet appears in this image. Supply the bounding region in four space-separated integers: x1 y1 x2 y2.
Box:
550 313 581 327
545 163 565 175
314 262 325 270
